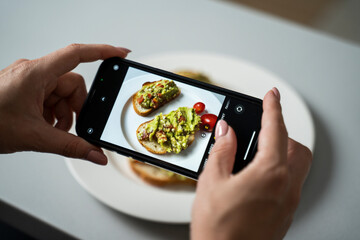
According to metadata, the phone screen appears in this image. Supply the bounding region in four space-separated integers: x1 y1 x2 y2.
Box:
77 58 262 178
101 66 226 173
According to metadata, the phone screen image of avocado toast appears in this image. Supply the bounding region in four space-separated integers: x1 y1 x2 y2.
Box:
101 66 225 173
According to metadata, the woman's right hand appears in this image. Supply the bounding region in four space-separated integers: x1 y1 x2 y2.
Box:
191 88 312 240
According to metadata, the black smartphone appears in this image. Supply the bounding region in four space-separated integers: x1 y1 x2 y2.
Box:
76 57 262 179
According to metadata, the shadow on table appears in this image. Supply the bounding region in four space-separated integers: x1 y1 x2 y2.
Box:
293 106 334 221
100 204 189 240
122 215 189 240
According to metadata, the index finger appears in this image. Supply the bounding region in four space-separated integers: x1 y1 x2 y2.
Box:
256 88 288 165
37 44 130 77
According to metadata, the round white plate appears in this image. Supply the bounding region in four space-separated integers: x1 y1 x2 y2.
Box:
66 52 315 223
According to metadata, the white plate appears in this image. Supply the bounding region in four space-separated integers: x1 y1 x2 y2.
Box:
66 52 315 223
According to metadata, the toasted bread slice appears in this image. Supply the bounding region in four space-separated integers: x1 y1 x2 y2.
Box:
175 71 211 83
132 81 181 116
129 159 196 186
136 120 195 154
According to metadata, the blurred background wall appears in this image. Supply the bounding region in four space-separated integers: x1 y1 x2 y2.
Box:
225 0 360 45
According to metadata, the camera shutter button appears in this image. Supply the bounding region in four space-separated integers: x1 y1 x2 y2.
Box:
234 104 244 114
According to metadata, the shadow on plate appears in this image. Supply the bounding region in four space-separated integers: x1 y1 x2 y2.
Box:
292 106 334 222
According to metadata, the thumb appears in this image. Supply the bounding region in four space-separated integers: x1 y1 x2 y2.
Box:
203 120 237 179
36 124 108 165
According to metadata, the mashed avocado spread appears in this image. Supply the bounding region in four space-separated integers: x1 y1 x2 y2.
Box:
137 80 179 109
137 107 201 154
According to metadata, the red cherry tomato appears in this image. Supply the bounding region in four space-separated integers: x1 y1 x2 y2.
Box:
193 102 205 114
201 114 217 132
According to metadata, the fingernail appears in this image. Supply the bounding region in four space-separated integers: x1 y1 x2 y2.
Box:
272 87 280 100
215 120 229 139
117 47 131 53
86 150 108 165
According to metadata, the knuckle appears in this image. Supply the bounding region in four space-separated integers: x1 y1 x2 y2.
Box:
14 58 29 65
289 140 313 166
9 60 33 77
67 43 81 52
209 148 224 160
210 139 234 156
273 166 289 184
264 166 290 196
73 73 85 85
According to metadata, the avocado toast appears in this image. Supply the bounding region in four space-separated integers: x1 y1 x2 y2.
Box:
136 107 201 154
132 80 180 116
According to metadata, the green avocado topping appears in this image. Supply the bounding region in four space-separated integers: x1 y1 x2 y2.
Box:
137 107 201 154
137 80 179 109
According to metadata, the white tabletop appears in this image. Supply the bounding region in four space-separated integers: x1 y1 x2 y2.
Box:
1 0 360 239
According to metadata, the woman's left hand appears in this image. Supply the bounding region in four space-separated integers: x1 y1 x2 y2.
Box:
0 44 130 164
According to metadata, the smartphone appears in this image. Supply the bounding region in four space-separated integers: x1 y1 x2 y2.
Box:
76 57 262 179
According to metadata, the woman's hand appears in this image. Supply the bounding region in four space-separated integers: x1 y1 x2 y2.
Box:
0 44 130 164
191 89 312 240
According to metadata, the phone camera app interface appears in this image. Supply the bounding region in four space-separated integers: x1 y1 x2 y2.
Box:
87 128 94 134
234 104 244 114
113 64 119 71
100 67 226 173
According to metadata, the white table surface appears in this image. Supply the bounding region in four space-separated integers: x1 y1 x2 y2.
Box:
1 0 360 239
